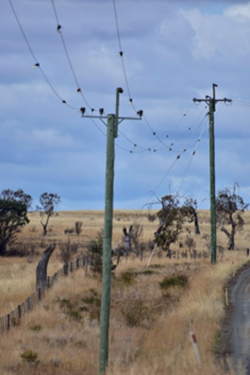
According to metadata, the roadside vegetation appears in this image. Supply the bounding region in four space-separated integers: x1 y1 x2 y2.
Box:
1 207 250 374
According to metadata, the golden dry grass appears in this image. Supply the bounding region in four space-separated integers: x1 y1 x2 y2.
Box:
0 209 250 374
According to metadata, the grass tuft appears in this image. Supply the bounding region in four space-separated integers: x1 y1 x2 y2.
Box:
159 274 188 290
21 350 39 365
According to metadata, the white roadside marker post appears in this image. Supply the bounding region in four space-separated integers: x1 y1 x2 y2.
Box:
225 287 229 306
189 331 201 364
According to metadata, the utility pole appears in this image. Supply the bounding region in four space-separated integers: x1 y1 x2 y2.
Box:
193 84 231 264
81 88 141 374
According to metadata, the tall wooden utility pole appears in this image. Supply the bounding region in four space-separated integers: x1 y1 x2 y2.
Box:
81 88 141 373
193 84 231 264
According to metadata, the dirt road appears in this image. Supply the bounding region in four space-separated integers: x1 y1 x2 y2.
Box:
220 263 250 373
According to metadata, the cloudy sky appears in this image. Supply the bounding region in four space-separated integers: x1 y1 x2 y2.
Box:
0 0 250 211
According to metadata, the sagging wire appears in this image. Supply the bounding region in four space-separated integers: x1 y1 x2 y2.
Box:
50 0 94 112
143 112 209 207
232 100 250 108
112 0 210 155
177 115 208 194
112 0 174 150
8 0 79 110
8 0 110 138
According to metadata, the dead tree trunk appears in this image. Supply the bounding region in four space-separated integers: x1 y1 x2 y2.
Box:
36 243 56 290
193 211 200 235
221 226 235 250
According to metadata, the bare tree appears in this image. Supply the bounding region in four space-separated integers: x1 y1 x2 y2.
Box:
36 193 61 236
58 239 78 265
185 235 196 255
216 183 249 250
182 198 200 235
131 221 143 256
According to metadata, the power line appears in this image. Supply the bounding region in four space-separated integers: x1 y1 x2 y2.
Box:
112 3 210 156
8 0 111 138
50 0 94 111
142 111 209 207
232 100 250 108
8 0 78 110
177 115 208 194
112 0 174 150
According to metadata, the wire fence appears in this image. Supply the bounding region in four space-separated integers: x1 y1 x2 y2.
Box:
0 256 88 334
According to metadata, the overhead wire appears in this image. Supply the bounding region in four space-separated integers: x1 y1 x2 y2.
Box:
112 0 174 149
9 0 111 138
50 0 94 112
144 101 227 208
177 115 208 194
7 0 79 110
112 0 210 157
142 111 209 208
232 100 250 108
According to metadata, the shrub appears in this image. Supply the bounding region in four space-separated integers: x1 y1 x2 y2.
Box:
58 298 73 310
87 230 103 273
58 239 78 265
159 274 188 290
121 300 150 327
81 288 101 321
185 236 196 252
147 213 157 222
29 324 42 331
118 270 137 285
68 310 83 322
21 350 39 365
11 317 21 327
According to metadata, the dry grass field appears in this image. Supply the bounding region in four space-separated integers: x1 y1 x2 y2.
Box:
0 209 250 375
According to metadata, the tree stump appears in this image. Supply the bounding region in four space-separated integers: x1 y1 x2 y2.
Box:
36 243 56 290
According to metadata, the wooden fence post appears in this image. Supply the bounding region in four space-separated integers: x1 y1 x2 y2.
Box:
7 314 10 331
38 287 42 301
18 305 21 320
64 264 68 276
27 297 31 311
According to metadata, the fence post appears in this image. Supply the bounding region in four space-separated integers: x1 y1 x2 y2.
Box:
38 287 42 301
76 258 80 269
18 305 21 320
27 297 31 311
7 314 10 330
64 264 68 276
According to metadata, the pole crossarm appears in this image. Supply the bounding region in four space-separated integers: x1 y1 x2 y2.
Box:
193 97 232 104
81 115 142 120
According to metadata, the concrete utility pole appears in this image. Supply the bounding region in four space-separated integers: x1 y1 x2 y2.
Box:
193 84 231 264
81 88 141 374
